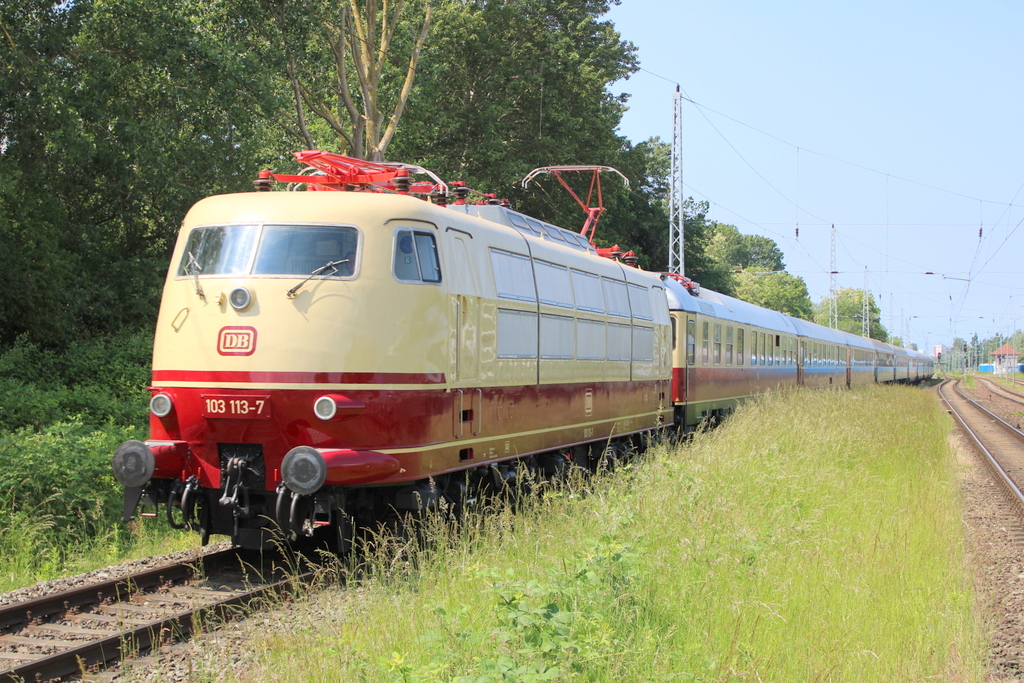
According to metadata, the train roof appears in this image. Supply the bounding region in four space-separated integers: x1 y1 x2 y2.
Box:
447 204 598 254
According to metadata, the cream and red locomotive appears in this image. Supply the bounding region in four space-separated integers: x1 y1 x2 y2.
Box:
112 152 933 549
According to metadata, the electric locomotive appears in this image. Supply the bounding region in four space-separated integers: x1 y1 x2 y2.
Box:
112 152 673 549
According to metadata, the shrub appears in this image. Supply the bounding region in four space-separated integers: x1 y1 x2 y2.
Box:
0 329 152 431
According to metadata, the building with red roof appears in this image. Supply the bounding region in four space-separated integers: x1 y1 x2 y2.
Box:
993 343 1019 374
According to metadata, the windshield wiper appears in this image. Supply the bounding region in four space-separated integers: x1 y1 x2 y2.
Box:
286 259 347 299
186 252 206 301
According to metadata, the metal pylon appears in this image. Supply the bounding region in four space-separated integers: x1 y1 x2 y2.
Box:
862 267 870 337
668 86 684 275
829 224 837 329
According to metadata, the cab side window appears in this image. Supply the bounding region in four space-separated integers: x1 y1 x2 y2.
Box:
394 230 441 283
686 319 696 366
702 321 710 365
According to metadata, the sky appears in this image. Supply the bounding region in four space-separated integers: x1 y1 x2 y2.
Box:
604 0 1024 352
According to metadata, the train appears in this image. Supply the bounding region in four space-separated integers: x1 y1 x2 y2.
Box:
111 151 934 550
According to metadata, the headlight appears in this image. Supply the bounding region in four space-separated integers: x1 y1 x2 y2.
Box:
150 393 173 417
314 395 338 420
313 394 366 421
229 287 252 311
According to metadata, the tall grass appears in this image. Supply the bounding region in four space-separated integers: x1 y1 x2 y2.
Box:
0 329 200 592
0 420 198 592
179 385 982 683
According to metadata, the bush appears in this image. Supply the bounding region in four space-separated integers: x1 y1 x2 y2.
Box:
0 329 152 431
0 420 143 551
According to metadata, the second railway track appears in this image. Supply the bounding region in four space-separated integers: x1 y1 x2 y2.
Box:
939 378 1024 515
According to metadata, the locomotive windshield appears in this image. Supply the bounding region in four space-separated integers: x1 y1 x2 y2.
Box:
177 224 359 278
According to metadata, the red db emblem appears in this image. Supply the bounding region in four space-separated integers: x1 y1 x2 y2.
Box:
218 326 257 356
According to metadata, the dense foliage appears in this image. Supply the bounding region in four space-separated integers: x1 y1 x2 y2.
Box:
813 287 889 341
0 0 703 346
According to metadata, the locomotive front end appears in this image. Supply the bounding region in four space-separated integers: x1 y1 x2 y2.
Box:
113 187 449 549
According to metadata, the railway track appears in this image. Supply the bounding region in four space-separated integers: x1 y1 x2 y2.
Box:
939 379 1024 517
0 547 312 682
976 375 1024 407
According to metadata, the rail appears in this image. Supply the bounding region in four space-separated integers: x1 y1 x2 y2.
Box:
0 548 312 682
938 379 1024 513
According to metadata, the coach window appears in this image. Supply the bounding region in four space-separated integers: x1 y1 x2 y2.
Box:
393 230 441 283
725 327 734 365
686 319 696 365
713 324 722 365
702 321 709 365
737 329 745 365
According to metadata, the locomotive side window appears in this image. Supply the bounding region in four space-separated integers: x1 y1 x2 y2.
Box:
540 314 574 359
627 284 654 321
608 323 631 360
686 319 696 366
713 324 722 365
577 319 607 360
394 230 441 283
602 278 630 318
535 261 573 308
571 270 604 313
702 321 709 365
497 309 538 358
491 250 536 301
632 326 654 361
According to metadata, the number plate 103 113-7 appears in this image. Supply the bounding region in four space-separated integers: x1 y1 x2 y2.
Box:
201 395 272 419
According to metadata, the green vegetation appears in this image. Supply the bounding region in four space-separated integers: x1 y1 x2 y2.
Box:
0 330 152 432
0 331 197 591
182 386 982 682
814 287 889 341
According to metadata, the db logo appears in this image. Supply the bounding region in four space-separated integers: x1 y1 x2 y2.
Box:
217 326 257 356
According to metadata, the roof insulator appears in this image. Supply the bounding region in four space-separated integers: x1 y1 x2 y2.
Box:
253 169 274 192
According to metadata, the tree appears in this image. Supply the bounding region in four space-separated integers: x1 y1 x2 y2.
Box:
707 223 785 272
214 0 434 159
814 288 888 341
0 0 282 345
390 0 636 185
734 268 813 320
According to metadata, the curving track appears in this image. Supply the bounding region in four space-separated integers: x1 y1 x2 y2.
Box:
0 548 311 682
976 375 1024 407
939 379 1024 515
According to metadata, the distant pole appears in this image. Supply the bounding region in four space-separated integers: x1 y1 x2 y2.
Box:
668 86 685 275
862 267 870 337
829 224 837 329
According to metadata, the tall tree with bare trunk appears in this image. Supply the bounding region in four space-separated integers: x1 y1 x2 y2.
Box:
220 0 432 160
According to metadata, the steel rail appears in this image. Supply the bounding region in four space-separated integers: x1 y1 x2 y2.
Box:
0 549 308 682
976 376 1024 405
939 379 1024 513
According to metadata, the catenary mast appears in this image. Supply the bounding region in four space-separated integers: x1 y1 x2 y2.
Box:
668 86 685 274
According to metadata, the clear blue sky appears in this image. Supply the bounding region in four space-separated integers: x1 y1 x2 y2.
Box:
605 0 1024 352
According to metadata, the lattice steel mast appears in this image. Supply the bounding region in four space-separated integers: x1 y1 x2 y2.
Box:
668 86 685 274
829 224 838 329
862 267 870 337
